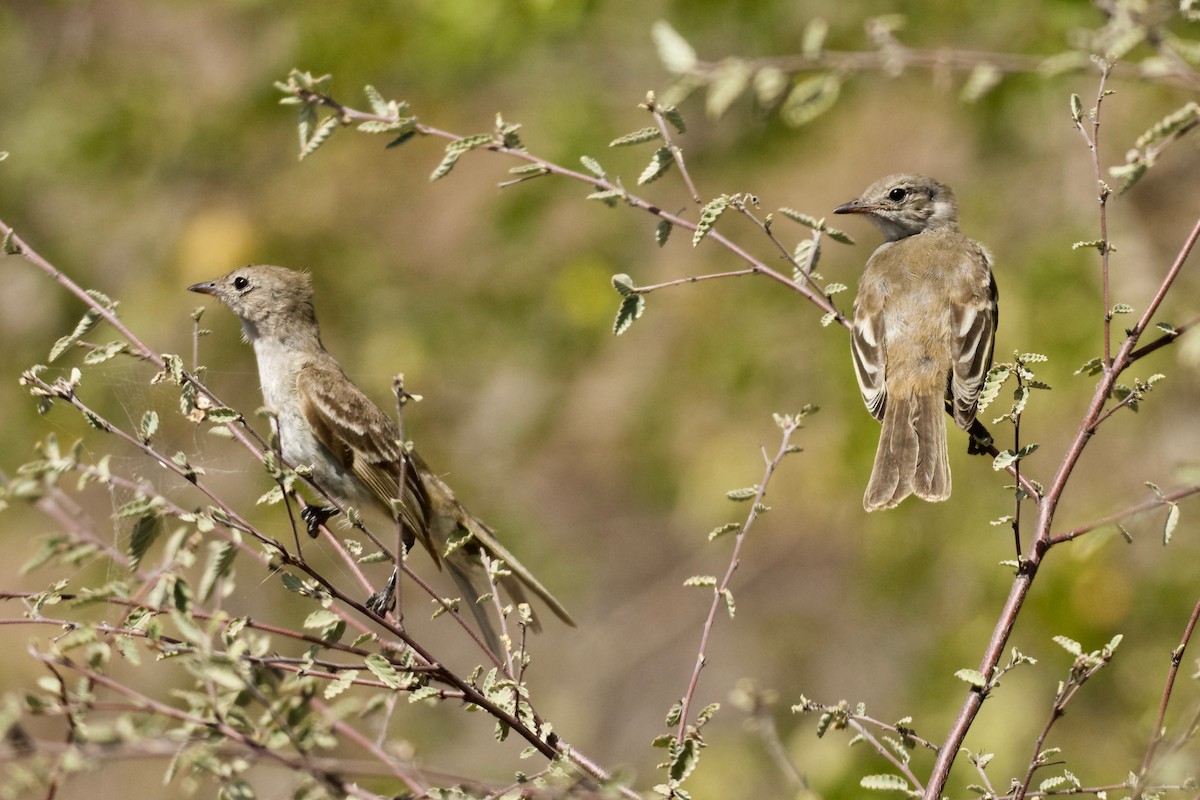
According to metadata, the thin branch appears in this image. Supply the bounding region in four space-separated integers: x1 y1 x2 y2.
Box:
675 420 800 744
1050 484 1200 545
1134 595 1200 798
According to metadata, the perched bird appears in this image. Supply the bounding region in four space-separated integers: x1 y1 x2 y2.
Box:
833 174 997 511
189 265 574 648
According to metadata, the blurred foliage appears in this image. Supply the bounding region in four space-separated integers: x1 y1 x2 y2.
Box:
3 1 1200 798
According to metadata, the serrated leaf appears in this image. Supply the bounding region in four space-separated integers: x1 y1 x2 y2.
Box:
139 411 159 443
300 115 339 160
587 188 626 205
363 84 389 116
613 294 645 335
580 155 605 178
708 522 740 540
49 309 103 362
128 515 160 570
725 486 758 501
824 225 854 245
1 229 16 254
721 588 735 618
661 105 686 134
365 654 410 689
198 540 236 602
430 148 465 182
1111 303 1134 315
655 218 672 247
778 207 820 229
992 450 1017 471
1039 777 1067 793
611 273 636 297
610 127 662 147
693 195 729 246
860 774 911 792
683 575 717 587
82 340 128 365
1070 93 1083 122
669 736 699 782
954 669 989 689
1072 239 1107 252
638 146 673 185
1053 635 1082 656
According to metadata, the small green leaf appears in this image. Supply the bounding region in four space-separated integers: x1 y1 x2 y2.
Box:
1052 635 1082 656
660 105 687 134
682 575 717 587
638 146 673 185
725 486 758 501
612 273 636 296
610 127 662 147
49 308 103 362
580 155 606 178
693 195 729 246
655 218 673 247
1110 303 1134 315
778 208 820 229
860 774 911 792
613 294 645 335
128 514 160 570
300 115 339 160
139 411 159 443
708 522 740 540
954 669 989 689
1164 502 1179 545
1070 93 1083 122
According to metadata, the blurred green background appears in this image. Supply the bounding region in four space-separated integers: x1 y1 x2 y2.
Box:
2 1 1200 797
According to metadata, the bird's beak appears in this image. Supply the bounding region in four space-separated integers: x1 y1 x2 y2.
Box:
188 280 218 296
833 199 876 215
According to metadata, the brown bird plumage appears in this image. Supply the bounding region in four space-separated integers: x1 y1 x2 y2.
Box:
189 265 574 649
834 174 997 511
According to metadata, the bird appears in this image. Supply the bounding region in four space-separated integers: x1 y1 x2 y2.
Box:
833 174 997 511
189 265 575 650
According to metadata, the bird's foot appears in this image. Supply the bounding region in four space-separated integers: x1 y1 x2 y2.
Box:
365 568 400 618
300 504 338 538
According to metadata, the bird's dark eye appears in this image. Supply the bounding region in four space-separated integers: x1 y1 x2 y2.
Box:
233 276 250 291
888 187 908 202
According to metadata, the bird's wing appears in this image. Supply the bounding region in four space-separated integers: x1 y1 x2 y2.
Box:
948 245 998 428
295 363 436 564
851 284 888 421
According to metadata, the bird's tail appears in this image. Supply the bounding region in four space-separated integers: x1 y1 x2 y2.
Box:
437 508 576 655
864 391 950 511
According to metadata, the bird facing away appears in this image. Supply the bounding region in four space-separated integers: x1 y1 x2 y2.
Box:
189 265 574 648
834 174 997 511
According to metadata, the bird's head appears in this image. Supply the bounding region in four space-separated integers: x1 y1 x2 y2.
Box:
833 174 959 241
189 264 318 341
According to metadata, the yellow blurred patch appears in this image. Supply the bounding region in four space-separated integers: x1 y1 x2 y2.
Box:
1070 560 1131 628
551 256 617 329
176 206 257 282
